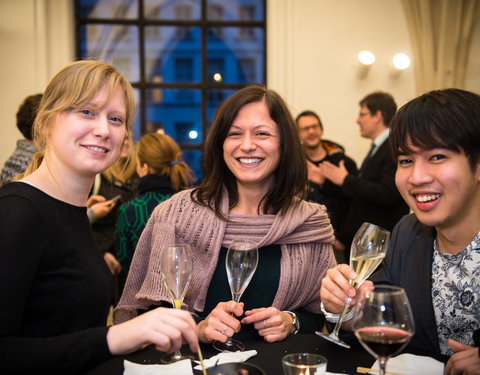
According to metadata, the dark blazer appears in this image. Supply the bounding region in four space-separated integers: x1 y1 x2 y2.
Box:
371 214 442 355
337 137 409 255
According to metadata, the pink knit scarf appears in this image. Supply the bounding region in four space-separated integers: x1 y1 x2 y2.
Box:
114 189 335 324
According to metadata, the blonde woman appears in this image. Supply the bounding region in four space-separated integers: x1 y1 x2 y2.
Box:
116 132 194 280
0 60 198 374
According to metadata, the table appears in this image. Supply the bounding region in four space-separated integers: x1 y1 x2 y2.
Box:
86 333 375 374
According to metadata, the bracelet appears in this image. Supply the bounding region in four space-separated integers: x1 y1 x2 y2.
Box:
283 310 300 334
320 302 354 323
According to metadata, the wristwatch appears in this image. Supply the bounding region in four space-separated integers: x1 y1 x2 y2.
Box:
283 310 300 334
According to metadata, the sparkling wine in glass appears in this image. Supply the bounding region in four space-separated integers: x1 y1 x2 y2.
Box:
213 239 259 352
159 244 194 363
316 222 390 348
353 285 415 375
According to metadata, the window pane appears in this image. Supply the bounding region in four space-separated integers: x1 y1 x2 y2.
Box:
145 88 202 146
206 27 264 84
79 24 140 82
182 149 203 182
206 0 264 21
207 89 237 122
78 0 138 19
144 0 201 20
144 26 201 83
132 89 142 142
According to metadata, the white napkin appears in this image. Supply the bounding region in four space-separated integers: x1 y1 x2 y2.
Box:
371 353 444 375
193 349 258 370
123 359 194 375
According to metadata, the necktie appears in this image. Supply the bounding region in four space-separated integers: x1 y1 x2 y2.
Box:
359 143 376 177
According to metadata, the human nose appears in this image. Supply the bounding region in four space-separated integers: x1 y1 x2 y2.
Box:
240 134 256 152
408 160 433 185
92 117 110 138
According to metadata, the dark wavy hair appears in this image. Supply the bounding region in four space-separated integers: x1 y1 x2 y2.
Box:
191 85 307 220
390 88 480 171
360 91 397 126
16 94 43 140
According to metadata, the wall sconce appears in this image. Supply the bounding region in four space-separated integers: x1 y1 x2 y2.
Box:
357 50 376 79
389 53 411 78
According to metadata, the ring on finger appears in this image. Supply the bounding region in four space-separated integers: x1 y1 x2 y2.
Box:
263 319 266 329
220 327 227 335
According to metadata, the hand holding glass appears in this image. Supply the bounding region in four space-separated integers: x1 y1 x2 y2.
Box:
316 222 390 348
213 239 259 352
353 285 415 375
159 244 194 363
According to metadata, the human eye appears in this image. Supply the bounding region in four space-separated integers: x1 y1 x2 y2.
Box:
397 156 412 166
256 131 271 136
109 115 125 126
226 129 242 137
78 109 94 117
430 154 446 162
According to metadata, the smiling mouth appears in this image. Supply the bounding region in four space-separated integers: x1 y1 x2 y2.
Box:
83 145 109 153
414 193 441 203
238 157 263 165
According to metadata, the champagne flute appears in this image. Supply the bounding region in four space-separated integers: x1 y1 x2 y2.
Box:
353 285 415 375
316 222 390 348
213 239 259 352
159 244 194 363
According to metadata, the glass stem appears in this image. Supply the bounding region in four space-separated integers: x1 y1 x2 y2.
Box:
330 297 352 337
378 358 387 375
224 293 242 345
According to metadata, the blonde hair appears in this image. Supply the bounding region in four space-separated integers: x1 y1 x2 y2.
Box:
13 151 45 181
102 139 137 183
33 59 136 150
136 133 194 191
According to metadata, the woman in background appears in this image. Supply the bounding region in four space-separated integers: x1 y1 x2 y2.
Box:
91 139 138 277
116 132 194 285
0 60 198 374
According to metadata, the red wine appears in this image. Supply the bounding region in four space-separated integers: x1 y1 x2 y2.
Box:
355 326 412 358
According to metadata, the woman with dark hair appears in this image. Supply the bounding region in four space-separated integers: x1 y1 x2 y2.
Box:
115 85 336 344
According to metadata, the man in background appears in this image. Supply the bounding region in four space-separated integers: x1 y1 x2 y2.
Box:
296 110 357 262
0 93 42 186
321 92 409 259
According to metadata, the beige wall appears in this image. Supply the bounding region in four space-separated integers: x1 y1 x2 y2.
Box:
1 0 479 168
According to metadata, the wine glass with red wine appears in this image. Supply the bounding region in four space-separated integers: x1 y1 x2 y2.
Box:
352 285 415 375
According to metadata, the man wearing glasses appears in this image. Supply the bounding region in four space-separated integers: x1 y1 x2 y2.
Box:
320 92 409 259
296 110 357 262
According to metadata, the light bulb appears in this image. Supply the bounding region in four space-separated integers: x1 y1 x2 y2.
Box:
357 51 376 65
392 53 411 70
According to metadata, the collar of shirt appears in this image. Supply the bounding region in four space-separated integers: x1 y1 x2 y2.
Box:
371 128 390 153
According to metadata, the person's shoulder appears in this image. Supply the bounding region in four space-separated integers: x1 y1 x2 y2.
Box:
150 188 198 216
0 182 46 223
297 199 329 218
394 213 433 237
0 181 37 200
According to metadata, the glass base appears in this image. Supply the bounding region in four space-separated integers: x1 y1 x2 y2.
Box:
160 351 194 364
212 338 245 352
315 331 351 349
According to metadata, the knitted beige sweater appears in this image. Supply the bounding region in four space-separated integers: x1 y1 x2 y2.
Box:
114 189 336 323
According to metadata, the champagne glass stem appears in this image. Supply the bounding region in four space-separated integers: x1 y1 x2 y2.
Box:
171 298 183 359
223 293 242 347
330 297 352 338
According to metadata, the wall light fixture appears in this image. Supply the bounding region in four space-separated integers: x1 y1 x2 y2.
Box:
357 50 376 79
390 53 411 78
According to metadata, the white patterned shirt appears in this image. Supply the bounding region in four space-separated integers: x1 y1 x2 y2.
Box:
432 233 480 355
